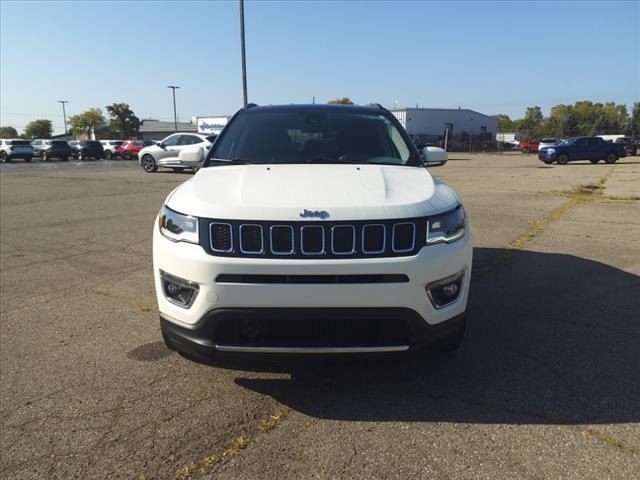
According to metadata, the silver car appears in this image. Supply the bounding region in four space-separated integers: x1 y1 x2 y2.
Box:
138 133 216 173
538 138 559 151
0 139 34 163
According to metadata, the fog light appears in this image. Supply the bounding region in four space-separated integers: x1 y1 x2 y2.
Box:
160 270 199 308
442 283 459 297
426 271 464 309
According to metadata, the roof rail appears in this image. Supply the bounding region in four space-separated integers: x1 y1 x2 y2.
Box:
367 103 387 111
245 103 259 109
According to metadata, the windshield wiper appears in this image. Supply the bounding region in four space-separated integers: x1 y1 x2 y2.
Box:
208 157 254 165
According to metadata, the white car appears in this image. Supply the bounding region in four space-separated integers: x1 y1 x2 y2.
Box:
538 138 559 151
0 139 34 163
138 133 216 173
100 140 124 159
153 104 472 360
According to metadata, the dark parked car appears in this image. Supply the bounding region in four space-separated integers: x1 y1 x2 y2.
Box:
538 136 626 164
614 137 638 156
69 140 104 160
31 139 71 161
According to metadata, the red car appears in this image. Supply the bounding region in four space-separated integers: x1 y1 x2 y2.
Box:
519 140 539 154
117 140 154 159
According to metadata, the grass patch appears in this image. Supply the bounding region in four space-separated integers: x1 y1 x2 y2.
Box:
170 408 290 480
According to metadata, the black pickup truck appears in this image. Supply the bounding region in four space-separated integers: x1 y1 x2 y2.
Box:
538 136 626 165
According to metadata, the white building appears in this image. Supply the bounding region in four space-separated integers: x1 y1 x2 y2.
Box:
391 108 498 149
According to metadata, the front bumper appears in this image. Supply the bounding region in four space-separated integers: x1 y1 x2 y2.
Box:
538 150 557 160
153 220 472 352
161 309 466 356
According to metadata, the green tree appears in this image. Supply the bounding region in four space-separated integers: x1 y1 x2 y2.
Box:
69 108 106 138
492 114 514 132
327 97 354 105
23 119 53 139
521 106 544 138
0 126 19 138
559 110 579 137
105 103 141 139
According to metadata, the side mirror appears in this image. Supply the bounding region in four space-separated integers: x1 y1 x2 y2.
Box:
158 142 165 149
178 147 203 164
422 146 448 167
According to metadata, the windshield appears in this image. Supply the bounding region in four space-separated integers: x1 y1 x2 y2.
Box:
207 109 416 166
558 138 577 146
540 138 556 143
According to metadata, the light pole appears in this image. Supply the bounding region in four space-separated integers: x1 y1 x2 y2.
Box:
239 0 248 107
167 86 180 132
58 100 69 140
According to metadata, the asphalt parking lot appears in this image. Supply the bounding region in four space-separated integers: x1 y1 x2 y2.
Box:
1 154 639 479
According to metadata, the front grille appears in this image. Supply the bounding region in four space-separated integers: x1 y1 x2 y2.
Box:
201 217 427 259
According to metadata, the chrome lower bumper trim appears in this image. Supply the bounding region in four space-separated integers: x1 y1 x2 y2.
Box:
214 344 410 354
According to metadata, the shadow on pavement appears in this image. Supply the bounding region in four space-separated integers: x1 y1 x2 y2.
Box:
210 248 640 425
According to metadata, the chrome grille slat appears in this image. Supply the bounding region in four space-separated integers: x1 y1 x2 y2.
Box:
362 224 386 254
331 225 356 255
392 222 415 253
270 225 295 255
301 225 325 255
210 222 233 253
239 224 264 254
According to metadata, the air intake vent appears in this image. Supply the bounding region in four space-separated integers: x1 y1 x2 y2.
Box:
210 223 233 252
240 224 263 253
393 223 415 252
270 225 294 255
362 224 385 254
332 225 355 255
301 225 324 255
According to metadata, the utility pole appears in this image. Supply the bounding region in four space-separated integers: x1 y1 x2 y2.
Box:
58 100 69 140
239 0 248 107
167 86 180 132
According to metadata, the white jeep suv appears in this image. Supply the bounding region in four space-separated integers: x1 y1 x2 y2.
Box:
154 104 472 359
138 133 215 173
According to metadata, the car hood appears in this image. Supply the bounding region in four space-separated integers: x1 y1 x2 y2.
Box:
166 164 460 221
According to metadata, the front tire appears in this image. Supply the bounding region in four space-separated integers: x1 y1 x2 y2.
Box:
522 148 529 154
42 152 48 162
123 152 131 160
605 152 617 164
141 154 157 173
557 153 569 165
76 151 83 161
0 151 7 163
104 150 112 160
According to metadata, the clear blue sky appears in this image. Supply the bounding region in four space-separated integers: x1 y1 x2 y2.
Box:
1 0 638 134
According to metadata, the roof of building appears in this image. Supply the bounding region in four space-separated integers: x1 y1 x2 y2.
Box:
391 107 496 121
139 121 197 133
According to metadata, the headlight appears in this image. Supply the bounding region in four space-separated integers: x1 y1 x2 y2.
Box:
426 206 466 245
547 148 555 154
159 205 199 244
